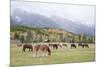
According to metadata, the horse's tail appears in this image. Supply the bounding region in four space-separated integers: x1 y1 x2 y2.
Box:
47 47 51 55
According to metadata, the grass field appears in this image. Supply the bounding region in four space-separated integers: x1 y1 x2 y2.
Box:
10 44 95 67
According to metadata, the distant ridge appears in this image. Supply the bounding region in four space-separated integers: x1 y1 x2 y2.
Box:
11 8 95 36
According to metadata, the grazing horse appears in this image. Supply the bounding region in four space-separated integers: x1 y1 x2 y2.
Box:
62 44 67 48
49 44 61 49
33 44 51 57
23 44 33 52
83 43 89 48
78 43 83 48
53 44 58 49
49 44 58 49
71 44 76 48
58 44 62 48
17 44 22 47
78 43 89 48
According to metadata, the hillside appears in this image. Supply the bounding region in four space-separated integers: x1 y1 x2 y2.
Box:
10 25 95 43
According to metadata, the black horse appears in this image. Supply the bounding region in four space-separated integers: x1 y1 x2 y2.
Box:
49 44 60 49
53 44 58 49
71 44 76 48
23 44 33 52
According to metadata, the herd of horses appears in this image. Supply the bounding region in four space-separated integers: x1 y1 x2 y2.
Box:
17 43 89 57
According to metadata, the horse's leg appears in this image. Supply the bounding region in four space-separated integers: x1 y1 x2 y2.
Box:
24 48 26 52
71 46 72 48
29 48 30 52
88 45 89 48
86 45 89 48
75 46 76 48
44 50 48 56
71 45 73 48
42 51 45 57
33 51 35 57
31 48 33 52
83 45 85 48
33 51 37 57
45 51 48 56
38 50 41 57
42 50 47 57
33 48 36 57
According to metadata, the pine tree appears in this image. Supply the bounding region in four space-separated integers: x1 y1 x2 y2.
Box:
25 31 33 43
14 32 20 40
20 35 25 43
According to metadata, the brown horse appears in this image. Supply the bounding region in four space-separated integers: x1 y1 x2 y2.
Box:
33 44 51 57
23 44 33 52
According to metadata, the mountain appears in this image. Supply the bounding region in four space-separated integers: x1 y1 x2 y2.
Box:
11 8 95 35
51 16 95 35
11 8 60 29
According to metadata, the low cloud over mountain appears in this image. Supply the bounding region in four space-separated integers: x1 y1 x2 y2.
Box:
11 8 95 35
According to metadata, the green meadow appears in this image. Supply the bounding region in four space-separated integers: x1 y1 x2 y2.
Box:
10 44 95 67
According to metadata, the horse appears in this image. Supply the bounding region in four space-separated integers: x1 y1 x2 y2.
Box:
23 44 33 52
49 44 61 49
62 44 67 48
71 44 76 48
53 44 58 49
82 43 89 48
78 43 83 48
49 44 57 49
58 44 62 48
33 44 51 57
17 44 22 47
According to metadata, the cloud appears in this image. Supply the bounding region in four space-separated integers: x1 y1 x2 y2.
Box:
11 1 95 25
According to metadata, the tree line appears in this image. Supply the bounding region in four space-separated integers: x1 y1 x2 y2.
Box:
12 30 95 44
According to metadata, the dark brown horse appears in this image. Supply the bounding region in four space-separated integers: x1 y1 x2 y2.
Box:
49 44 62 49
78 43 89 48
23 44 33 52
83 43 89 48
71 44 76 48
33 44 51 57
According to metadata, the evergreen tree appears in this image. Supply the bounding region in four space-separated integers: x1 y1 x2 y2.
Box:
25 31 33 43
20 35 25 43
72 36 75 43
14 32 20 40
82 34 87 43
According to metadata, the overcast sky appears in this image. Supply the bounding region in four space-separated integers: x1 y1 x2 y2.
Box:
11 1 95 25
